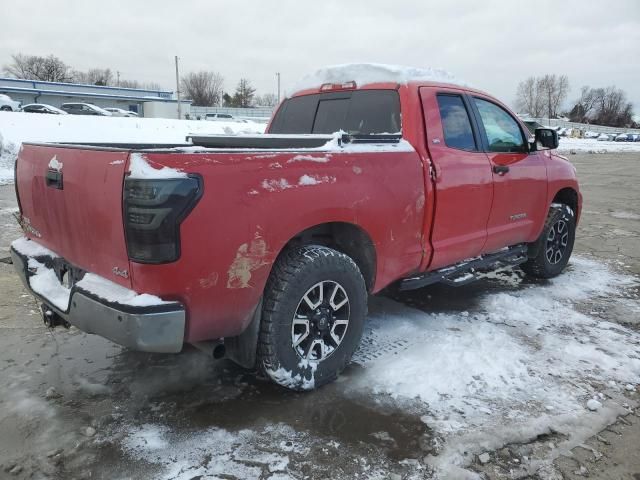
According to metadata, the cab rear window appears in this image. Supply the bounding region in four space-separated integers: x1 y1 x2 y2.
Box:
269 90 401 135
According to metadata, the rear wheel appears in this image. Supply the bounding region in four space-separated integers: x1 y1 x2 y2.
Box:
522 204 576 278
1 106 12 111
258 246 367 391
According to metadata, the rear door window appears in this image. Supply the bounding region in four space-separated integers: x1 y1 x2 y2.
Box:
270 90 401 135
437 94 477 151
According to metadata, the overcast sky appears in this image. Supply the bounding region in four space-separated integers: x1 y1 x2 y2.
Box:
1 0 639 109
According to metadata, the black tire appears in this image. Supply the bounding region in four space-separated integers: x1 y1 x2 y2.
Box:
258 245 367 391
0 106 12 112
521 204 576 279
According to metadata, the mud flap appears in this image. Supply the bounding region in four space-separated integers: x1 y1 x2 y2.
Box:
225 298 262 369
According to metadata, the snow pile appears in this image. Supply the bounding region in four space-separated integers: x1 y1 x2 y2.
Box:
0 111 265 185
353 256 639 476
121 423 294 480
287 153 332 163
27 258 71 310
47 155 63 172
558 137 640 153
292 63 468 92
12 237 172 309
76 273 171 308
128 152 187 179
11 236 58 258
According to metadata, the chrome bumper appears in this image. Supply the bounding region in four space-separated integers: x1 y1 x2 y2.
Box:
10 247 185 353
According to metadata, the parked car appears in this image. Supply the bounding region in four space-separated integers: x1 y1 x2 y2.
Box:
60 103 112 116
205 113 234 121
10 64 581 391
625 134 637 142
104 107 138 117
584 131 600 139
597 133 613 141
21 103 67 115
615 133 629 142
0 93 21 111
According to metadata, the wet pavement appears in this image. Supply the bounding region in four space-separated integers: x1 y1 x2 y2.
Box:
1 152 639 480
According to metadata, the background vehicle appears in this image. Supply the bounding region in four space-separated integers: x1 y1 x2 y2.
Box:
21 103 67 115
205 113 234 121
11 66 580 391
0 93 21 111
104 107 138 117
597 133 613 141
60 103 112 116
615 133 629 142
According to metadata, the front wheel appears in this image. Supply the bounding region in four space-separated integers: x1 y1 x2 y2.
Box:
258 246 367 391
522 204 576 278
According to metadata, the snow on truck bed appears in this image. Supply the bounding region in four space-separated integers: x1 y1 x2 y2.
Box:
0 112 265 185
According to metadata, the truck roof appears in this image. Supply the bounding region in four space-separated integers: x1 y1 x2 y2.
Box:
290 63 470 95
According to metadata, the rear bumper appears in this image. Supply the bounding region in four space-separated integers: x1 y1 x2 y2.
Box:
10 243 185 353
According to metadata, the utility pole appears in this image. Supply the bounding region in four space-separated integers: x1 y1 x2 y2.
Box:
276 72 281 104
175 56 182 120
116 71 120 87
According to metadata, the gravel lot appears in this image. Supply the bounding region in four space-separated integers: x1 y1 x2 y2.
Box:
0 152 639 480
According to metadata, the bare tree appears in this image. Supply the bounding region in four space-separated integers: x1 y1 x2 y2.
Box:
515 74 569 118
73 68 114 86
596 86 633 126
119 79 163 90
180 71 224 106
568 86 600 122
3 53 73 82
516 77 544 117
567 85 635 127
255 93 278 107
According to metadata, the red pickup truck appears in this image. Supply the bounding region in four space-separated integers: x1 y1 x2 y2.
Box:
10 66 581 390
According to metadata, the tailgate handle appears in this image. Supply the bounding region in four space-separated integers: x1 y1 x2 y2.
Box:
46 170 64 190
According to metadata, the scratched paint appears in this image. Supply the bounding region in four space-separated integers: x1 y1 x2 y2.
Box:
226 236 269 289
199 272 219 289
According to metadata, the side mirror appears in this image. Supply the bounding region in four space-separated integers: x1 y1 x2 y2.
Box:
534 128 559 150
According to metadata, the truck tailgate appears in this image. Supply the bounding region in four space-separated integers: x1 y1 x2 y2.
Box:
16 144 132 288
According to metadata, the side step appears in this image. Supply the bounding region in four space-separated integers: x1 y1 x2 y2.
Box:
398 244 528 291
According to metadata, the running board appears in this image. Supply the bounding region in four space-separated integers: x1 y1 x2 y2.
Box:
398 244 528 291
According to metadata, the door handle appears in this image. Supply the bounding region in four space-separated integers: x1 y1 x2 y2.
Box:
46 170 63 189
493 165 509 175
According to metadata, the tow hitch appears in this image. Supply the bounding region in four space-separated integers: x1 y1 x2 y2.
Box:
41 304 70 329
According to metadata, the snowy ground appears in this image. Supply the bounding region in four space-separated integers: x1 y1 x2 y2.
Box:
1 154 639 479
558 137 640 154
0 111 265 185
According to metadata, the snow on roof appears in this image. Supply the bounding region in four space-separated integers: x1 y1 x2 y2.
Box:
291 63 469 93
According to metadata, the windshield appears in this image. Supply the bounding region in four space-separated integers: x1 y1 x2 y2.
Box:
269 89 401 135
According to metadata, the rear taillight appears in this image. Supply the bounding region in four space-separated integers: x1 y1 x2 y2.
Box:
123 176 203 263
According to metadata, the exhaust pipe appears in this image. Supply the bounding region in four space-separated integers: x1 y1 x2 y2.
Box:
191 340 226 360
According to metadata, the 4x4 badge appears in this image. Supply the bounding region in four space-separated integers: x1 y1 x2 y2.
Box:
112 267 129 279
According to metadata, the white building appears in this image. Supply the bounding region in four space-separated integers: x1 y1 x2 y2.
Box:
0 77 191 118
